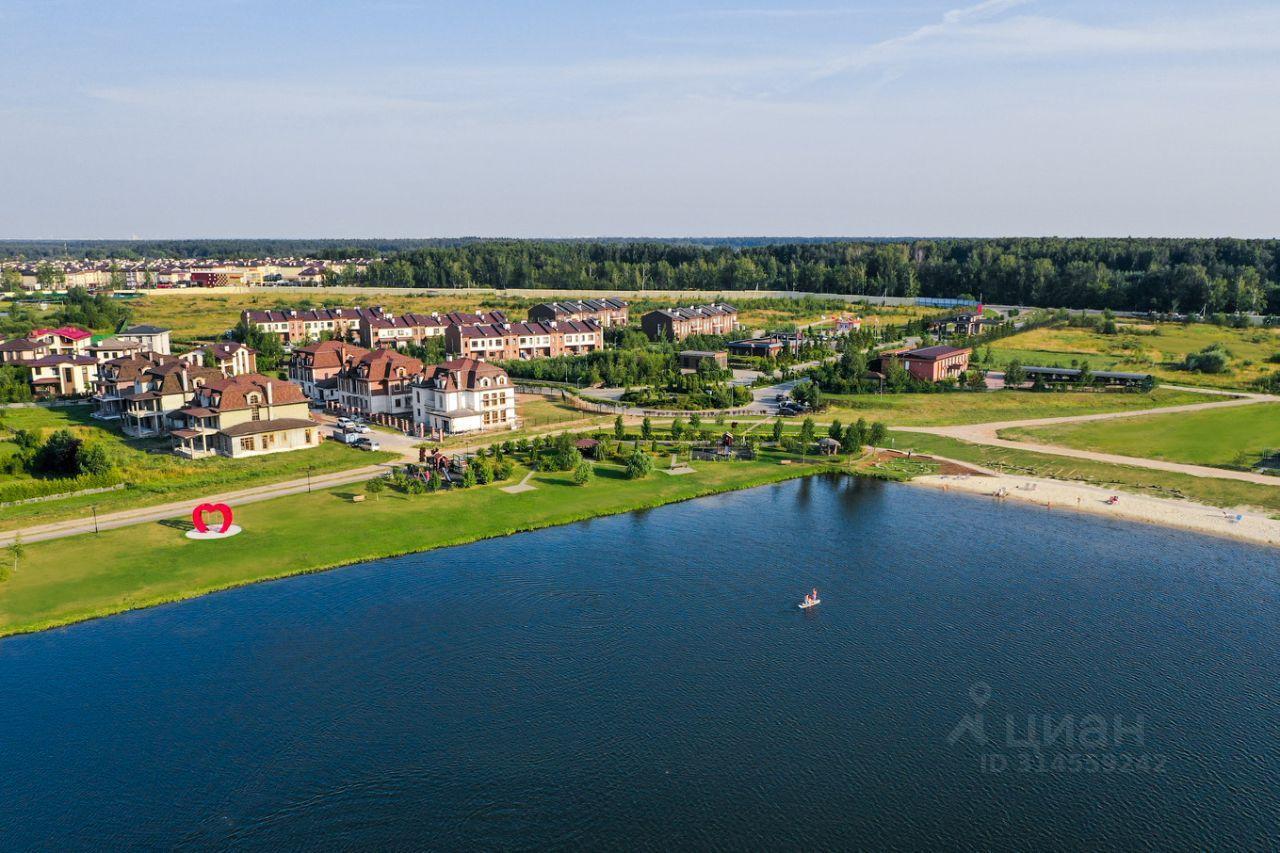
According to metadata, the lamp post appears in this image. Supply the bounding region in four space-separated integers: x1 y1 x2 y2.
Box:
92 504 99 535
306 466 313 493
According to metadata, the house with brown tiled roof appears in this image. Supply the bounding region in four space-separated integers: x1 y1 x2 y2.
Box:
92 352 179 421
336 349 423 416
92 352 222 436
171 374 317 459
445 319 602 361
27 354 99 397
411 358 516 435
872 345 971 382
0 337 50 365
288 340 370 400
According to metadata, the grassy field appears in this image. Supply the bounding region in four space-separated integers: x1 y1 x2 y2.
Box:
817 387 1209 426
123 291 863 343
985 322 1280 390
0 404 395 530
1000 403 1280 469
0 453 822 637
889 431 1280 514
126 291 544 342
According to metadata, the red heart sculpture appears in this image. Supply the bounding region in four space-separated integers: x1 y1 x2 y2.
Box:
192 502 234 534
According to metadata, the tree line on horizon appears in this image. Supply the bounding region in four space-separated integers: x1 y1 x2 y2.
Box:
4 238 1279 314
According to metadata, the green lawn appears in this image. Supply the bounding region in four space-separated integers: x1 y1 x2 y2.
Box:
986 322 1280 390
888 431 1280 514
0 404 395 530
817 387 1208 427
1000 403 1280 470
0 453 821 637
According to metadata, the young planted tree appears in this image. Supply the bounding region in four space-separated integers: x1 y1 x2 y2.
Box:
771 419 784 443
641 417 653 441
4 534 24 582
625 451 654 480
799 417 816 448
614 415 626 440
868 421 887 447
572 459 594 486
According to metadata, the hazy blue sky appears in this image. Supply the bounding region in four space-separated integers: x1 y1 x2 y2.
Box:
2 0 1278 238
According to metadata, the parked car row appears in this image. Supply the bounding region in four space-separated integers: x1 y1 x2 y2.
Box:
774 395 811 417
332 416 379 450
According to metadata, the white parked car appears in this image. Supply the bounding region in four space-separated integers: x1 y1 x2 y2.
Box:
335 417 355 429
354 437 381 452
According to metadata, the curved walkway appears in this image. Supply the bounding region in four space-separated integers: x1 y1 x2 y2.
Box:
895 387 1280 487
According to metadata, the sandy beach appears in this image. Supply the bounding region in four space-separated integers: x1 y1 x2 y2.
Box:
910 471 1280 549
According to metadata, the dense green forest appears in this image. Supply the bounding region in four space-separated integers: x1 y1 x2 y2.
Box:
349 240 1280 314
5 238 1279 313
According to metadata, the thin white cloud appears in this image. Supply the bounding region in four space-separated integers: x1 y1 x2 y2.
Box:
813 1 1280 80
942 0 1031 25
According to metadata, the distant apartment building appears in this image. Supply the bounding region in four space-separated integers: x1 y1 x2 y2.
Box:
640 304 738 342
445 319 603 361
241 307 371 345
118 324 172 355
528 298 629 328
411 358 517 435
190 267 264 287
336 349 423 416
288 340 371 401
171 374 317 459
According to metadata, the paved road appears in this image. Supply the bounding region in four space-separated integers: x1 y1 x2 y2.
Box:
894 387 1280 487
0 412 608 548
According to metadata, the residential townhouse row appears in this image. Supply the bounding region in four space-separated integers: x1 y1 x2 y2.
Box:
5 258 368 290
242 305 611 360
289 341 517 434
0 324 260 398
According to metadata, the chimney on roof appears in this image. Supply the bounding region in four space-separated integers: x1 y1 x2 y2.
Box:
266 380 273 406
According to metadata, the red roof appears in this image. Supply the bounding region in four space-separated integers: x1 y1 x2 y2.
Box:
30 326 92 341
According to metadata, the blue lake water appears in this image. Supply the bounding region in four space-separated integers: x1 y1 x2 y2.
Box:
1 476 1277 850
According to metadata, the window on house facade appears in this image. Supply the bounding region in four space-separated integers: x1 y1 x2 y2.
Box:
240 436 255 451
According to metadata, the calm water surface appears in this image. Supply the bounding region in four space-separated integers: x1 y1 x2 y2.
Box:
1 477 1277 850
